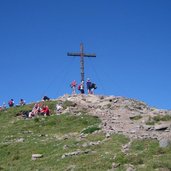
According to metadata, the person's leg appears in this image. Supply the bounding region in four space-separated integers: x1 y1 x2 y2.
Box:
81 89 84 94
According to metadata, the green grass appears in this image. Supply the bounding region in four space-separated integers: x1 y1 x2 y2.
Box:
62 100 76 109
114 139 171 171
146 115 171 125
130 115 143 120
81 125 101 134
1 100 171 170
153 115 171 122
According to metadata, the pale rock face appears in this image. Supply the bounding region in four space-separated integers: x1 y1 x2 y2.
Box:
58 94 171 143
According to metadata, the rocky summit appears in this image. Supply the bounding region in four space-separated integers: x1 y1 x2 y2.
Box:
58 94 171 142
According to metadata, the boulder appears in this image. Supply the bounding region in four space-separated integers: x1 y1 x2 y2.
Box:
159 138 171 148
32 154 43 160
154 123 171 131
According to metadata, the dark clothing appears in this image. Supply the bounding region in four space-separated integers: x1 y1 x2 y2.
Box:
80 89 84 94
8 100 14 107
91 83 97 89
86 81 92 90
43 96 50 101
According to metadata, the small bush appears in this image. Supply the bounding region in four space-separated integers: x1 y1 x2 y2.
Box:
81 126 101 134
146 116 155 125
106 104 112 108
62 100 76 109
115 152 128 164
130 115 142 120
128 154 144 165
153 115 171 122
0 166 4 170
146 121 155 125
146 115 171 125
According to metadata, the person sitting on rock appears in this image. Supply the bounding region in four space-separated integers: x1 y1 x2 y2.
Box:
2 102 6 110
56 103 63 114
19 99 26 106
42 96 50 101
29 103 41 118
40 105 50 116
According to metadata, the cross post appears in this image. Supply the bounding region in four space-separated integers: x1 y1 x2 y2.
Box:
67 43 96 91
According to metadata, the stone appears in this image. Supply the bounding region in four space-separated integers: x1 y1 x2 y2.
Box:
143 125 153 131
16 138 24 142
63 145 69 150
32 154 43 160
159 138 171 148
106 133 110 138
61 149 91 159
154 124 171 131
125 164 136 171
112 162 120 168
126 167 136 171
82 143 88 147
66 165 76 171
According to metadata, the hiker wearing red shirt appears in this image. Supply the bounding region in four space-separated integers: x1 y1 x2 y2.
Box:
41 105 50 116
70 80 77 95
8 99 14 107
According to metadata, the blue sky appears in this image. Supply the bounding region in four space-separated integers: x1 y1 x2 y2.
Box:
0 0 171 109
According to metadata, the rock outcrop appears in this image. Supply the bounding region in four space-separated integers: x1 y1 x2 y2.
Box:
57 94 171 141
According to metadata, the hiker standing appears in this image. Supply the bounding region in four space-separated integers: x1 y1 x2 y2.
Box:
78 81 84 94
90 83 97 94
86 78 92 94
8 99 14 107
70 80 77 95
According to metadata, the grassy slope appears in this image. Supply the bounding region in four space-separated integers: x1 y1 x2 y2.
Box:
0 100 171 171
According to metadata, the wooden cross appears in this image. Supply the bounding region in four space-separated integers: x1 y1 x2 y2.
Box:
67 43 96 88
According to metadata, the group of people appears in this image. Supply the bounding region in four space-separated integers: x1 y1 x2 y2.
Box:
0 98 26 111
70 78 97 95
0 96 51 110
0 102 7 111
28 103 50 118
0 78 97 112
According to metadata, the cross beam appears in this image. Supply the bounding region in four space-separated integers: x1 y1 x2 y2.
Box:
67 43 96 88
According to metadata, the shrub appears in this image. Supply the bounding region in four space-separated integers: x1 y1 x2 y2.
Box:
130 115 142 120
62 100 76 109
81 126 101 134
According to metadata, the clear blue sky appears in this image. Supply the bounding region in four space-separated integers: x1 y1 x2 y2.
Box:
0 0 171 109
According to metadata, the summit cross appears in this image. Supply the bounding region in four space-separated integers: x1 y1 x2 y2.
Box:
67 43 96 86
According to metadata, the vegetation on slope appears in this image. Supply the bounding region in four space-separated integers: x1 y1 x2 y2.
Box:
0 100 171 171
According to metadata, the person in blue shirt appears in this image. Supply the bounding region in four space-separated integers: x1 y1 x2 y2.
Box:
86 78 92 94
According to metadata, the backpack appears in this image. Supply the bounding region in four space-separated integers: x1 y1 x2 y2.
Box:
8 100 13 106
78 85 81 90
92 83 97 89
